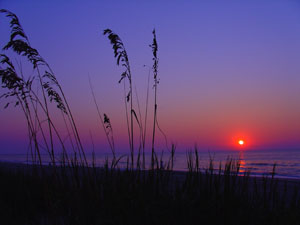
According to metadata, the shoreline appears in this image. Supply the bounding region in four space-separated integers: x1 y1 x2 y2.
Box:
1 160 300 187
1 159 300 178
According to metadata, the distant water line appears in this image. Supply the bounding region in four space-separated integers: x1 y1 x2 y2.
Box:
1 149 300 179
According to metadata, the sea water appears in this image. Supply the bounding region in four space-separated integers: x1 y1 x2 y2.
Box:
1 149 300 179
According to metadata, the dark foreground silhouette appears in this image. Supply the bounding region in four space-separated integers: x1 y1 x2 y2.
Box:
1 161 300 225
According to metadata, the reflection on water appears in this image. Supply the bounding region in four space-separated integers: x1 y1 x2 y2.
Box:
1 149 300 179
238 151 246 174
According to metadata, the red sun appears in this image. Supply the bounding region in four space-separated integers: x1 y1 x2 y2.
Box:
238 140 244 146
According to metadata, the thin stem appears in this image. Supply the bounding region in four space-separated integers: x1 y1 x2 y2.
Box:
134 85 143 169
124 81 132 155
88 75 115 161
37 67 55 165
143 67 151 169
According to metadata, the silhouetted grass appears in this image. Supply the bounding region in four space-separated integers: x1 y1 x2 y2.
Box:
0 9 87 166
151 29 159 170
103 29 136 169
1 156 300 225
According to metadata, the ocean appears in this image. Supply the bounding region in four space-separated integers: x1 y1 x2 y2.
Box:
1 149 300 179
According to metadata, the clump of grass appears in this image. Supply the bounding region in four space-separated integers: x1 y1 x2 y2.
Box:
1 156 300 225
0 9 86 166
103 28 169 170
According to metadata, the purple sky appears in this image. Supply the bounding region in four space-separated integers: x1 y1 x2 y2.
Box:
0 0 300 154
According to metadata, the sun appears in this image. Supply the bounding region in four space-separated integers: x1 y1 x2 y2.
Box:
238 140 244 146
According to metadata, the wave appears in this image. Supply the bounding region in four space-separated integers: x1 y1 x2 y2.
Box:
248 163 272 166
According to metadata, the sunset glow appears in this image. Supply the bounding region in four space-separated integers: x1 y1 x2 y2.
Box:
0 1 300 154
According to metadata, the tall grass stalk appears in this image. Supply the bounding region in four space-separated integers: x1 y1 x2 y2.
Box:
142 65 151 169
103 29 136 169
134 85 144 169
150 29 159 169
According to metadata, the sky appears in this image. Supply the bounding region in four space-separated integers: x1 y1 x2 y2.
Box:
0 0 300 154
